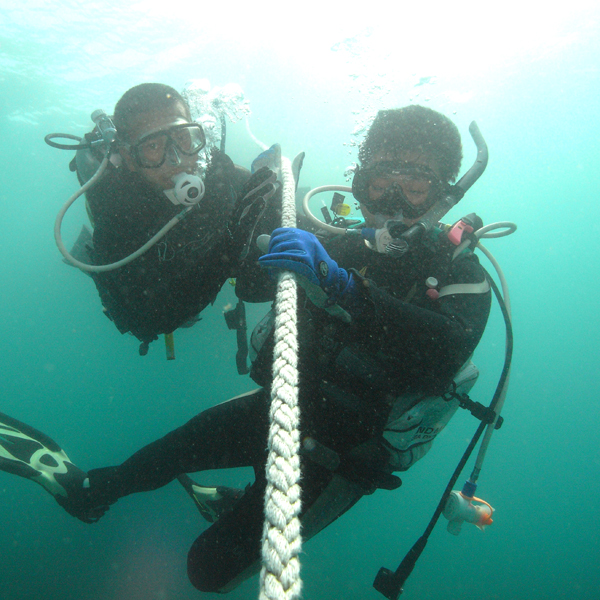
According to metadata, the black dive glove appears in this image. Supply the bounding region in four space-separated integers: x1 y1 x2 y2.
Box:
228 166 278 261
54 477 112 524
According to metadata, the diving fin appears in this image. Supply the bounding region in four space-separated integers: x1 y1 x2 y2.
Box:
291 151 305 191
0 411 88 499
177 474 244 524
251 143 282 180
0 411 107 523
0 413 87 498
251 144 305 192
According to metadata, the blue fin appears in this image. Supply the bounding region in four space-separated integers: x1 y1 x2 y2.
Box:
251 143 282 178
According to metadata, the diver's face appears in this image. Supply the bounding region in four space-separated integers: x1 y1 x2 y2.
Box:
120 101 199 191
361 151 442 227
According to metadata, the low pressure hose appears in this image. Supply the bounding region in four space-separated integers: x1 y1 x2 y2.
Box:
54 152 193 273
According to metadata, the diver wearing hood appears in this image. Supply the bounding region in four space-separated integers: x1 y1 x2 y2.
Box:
352 105 461 226
76 83 278 351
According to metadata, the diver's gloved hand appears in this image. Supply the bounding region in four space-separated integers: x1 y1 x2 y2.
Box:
228 166 278 261
52 471 113 524
56 500 108 524
258 228 360 318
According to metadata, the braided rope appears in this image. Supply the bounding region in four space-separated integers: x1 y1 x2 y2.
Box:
259 156 303 600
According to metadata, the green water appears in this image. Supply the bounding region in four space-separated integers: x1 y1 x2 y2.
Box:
1 2 599 599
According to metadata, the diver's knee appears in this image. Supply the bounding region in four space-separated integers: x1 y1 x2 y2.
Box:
187 524 262 593
188 535 218 592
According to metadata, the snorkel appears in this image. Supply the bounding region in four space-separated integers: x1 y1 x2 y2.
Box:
377 121 488 257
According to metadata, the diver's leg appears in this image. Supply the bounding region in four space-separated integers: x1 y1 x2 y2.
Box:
186 457 344 593
183 385 398 591
186 469 268 593
87 388 270 503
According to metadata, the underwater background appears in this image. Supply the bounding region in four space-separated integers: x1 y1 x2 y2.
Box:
1 2 599 599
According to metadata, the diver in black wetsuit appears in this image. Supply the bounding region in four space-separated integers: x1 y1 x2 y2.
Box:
1 106 492 593
80 83 278 351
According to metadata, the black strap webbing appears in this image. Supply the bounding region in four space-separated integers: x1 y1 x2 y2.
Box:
224 300 249 375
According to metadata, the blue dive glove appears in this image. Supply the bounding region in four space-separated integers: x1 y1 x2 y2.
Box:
258 228 358 318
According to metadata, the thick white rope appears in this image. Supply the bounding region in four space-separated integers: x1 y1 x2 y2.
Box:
259 156 303 600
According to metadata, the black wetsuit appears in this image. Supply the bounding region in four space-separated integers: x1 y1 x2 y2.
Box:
86 150 275 347
87 228 491 592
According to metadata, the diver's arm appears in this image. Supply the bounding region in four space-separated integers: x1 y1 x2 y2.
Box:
348 253 491 390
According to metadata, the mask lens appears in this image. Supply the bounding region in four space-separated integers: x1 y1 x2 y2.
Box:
171 124 206 155
133 124 206 168
136 133 169 168
353 163 444 217
367 183 406 215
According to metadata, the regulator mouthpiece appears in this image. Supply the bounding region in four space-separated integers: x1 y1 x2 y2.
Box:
443 490 494 535
164 172 205 206
362 220 409 257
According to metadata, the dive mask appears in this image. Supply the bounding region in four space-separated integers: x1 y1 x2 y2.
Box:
352 162 447 219
126 122 206 169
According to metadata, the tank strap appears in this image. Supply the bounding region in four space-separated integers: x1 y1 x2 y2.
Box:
224 299 250 375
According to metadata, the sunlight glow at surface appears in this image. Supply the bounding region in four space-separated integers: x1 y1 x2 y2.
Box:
2 0 596 88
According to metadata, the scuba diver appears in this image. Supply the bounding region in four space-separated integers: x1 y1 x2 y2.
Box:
47 82 279 355
3 105 498 594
